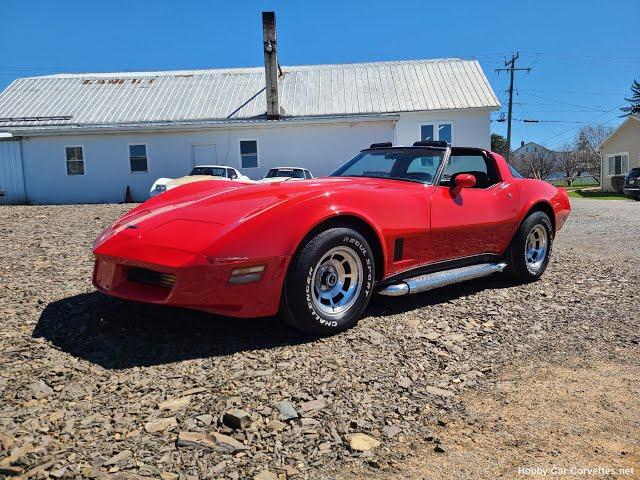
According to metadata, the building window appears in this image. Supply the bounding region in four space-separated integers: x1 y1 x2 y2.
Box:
438 123 452 144
606 153 629 176
65 146 84 175
420 122 453 144
129 144 148 173
240 140 258 168
420 125 434 141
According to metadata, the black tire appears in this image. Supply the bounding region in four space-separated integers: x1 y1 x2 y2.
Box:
280 228 375 335
507 211 553 282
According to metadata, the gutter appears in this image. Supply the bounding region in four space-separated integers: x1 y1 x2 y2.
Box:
1 114 401 137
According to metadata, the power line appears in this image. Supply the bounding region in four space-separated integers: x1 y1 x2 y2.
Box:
492 118 589 124
538 104 625 146
522 88 626 96
518 91 612 111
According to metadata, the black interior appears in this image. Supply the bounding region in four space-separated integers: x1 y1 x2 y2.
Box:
441 148 501 189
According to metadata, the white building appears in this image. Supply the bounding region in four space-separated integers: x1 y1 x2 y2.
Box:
0 58 499 204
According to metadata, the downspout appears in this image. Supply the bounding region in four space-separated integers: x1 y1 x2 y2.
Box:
18 137 28 204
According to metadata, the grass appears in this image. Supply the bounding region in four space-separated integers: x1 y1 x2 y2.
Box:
568 189 633 200
548 178 599 188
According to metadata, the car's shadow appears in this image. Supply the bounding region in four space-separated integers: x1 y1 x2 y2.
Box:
33 292 315 369
33 276 515 370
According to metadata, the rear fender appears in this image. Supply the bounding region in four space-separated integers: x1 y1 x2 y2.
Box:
513 180 571 237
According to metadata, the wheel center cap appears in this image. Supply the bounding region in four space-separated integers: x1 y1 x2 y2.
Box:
326 273 338 287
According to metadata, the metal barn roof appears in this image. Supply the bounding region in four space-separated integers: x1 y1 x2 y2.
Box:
0 59 499 132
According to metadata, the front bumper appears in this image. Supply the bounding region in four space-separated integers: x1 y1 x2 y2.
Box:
93 253 290 318
623 186 640 196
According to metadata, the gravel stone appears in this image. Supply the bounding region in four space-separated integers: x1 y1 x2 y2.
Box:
176 431 248 453
102 449 132 466
144 417 177 433
29 379 53 399
275 400 299 420
349 433 381 452
425 386 454 397
383 425 402 438
158 396 191 411
223 409 252 429
254 471 278 480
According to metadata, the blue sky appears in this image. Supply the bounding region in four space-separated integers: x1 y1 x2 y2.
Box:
1 0 638 149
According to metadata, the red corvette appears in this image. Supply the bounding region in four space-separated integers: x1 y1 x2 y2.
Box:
93 141 570 334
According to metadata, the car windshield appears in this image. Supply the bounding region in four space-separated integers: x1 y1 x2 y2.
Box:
330 148 446 184
509 165 524 178
629 168 640 177
189 167 227 177
265 168 305 178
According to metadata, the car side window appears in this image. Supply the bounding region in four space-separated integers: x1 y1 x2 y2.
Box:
440 153 500 188
304 170 312 179
405 156 439 183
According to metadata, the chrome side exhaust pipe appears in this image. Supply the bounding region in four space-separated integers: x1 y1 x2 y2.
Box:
378 262 508 297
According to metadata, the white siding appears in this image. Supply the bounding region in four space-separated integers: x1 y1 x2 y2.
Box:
0 140 26 204
394 110 491 150
21 120 394 204
19 107 492 204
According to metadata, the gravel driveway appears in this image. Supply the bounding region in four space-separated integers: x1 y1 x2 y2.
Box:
0 198 638 479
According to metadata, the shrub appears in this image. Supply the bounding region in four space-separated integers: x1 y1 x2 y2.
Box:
611 175 626 193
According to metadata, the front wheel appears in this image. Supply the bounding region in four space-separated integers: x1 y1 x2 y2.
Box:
507 211 553 282
280 228 375 335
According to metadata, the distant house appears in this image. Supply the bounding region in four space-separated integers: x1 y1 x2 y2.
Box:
0 58 499 204
599 115 640 191
512 141 556 159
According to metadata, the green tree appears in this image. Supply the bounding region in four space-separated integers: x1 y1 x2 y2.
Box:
491 133 510 157
576 131 590 151
621 79 640 117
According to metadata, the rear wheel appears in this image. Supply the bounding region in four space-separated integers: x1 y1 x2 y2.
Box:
507 211 553 282
280 228 375 335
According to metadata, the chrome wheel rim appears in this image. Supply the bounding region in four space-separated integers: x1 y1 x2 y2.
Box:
525 225 548 273
311 246 363 318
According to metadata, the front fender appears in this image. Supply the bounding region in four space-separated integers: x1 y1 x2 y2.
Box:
205 184 431 279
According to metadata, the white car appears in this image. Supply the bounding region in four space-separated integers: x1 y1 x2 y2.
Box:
150 165 251 197
259 167 314 183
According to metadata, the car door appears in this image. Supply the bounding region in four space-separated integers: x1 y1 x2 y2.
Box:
429 149 519 263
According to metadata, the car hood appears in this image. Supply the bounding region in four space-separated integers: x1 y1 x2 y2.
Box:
166 175 227 186
94 177 429 257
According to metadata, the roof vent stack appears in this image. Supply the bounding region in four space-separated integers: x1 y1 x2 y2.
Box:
262 12 280 120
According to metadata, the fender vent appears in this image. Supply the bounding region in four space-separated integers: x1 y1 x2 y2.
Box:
127 267 176 289
394 238 404 261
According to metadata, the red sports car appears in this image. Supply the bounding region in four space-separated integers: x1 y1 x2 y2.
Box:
93 141 570 334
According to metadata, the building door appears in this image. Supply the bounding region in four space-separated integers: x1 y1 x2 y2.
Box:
0 140 26 204
191 144 217 167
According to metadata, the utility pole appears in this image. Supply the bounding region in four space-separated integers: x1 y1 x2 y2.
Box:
496 53 531 162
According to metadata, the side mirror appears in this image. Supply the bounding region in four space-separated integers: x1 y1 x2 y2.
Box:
453 173 476 189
